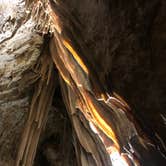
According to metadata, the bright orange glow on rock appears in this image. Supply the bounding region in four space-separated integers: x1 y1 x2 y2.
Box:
83 90 120 150
63 40 89 74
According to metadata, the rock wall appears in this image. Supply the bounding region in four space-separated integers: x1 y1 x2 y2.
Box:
0 1 43 164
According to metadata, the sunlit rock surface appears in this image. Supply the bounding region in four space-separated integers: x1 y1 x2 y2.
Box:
0 0 43 164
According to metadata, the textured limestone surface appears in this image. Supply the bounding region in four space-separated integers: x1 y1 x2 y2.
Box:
0 0 43 164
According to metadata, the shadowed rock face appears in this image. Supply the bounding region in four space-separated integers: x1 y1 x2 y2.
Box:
109 0 166 146
0 1 43 164
53 0 166 147
72 0 166 142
